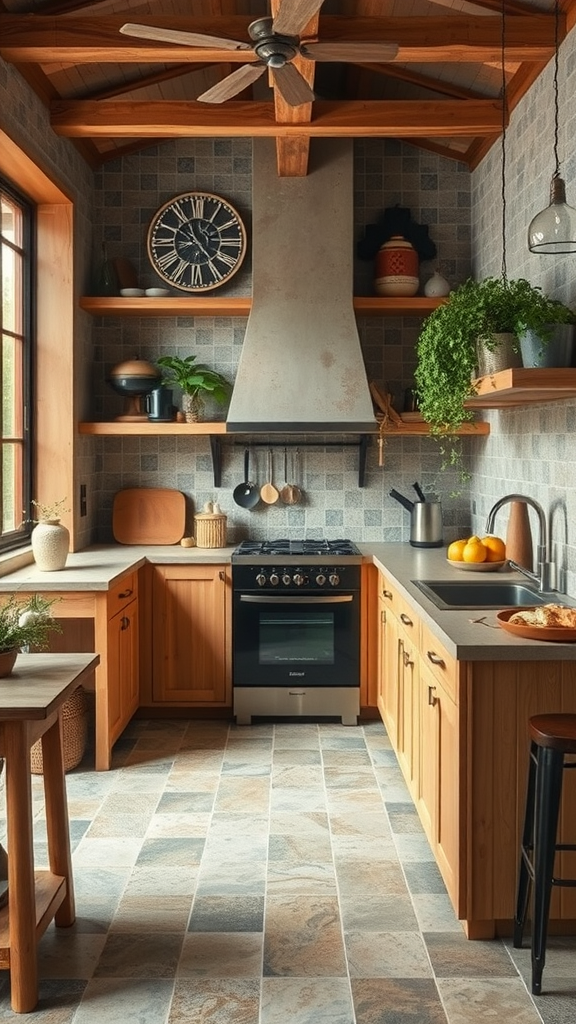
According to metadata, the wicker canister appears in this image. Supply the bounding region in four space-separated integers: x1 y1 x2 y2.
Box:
194 512 227 548
31 686 88 774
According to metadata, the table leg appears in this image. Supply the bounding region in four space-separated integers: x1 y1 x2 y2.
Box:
41 717 75 926
4 722 38 1013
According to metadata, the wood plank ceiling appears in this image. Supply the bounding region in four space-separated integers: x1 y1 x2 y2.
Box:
0 0 574 176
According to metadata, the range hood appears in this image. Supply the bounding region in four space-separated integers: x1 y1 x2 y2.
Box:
226 139 376 433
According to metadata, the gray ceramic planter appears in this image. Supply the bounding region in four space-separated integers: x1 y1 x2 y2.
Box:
519 324 576 367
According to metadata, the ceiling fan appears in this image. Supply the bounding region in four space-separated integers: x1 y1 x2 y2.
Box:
120 0 398 108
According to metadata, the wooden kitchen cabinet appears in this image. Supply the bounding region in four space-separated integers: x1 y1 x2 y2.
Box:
150 564 231 705
106 594 139 749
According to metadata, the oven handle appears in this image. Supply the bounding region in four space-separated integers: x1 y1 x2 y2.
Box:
239 594 355 604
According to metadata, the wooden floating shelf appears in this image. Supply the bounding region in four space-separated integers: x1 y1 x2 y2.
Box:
79 296 445 318
465 368 576 407
381 415 490 436
79 421 227 435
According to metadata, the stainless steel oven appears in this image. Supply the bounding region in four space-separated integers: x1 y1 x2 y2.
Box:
232 540 361 725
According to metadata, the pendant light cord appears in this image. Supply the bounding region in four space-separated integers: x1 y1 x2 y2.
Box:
553 0 560 179
500 0 507 282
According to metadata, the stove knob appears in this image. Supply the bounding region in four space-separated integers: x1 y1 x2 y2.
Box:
256 573 267 587
328 573 340 587
315 574 326 586
282 573 292 586
293 573 307 587
269 573 279 586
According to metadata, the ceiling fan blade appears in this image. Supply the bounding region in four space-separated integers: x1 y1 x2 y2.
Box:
301 41 399 63
197 63 267 104
119 23 251 51
272 63 315 106
273 0 325 38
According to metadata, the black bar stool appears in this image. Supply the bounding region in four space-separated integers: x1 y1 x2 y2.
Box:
513 713 576 995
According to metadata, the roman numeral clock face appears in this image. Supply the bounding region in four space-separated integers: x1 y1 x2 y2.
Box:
147 192 247 292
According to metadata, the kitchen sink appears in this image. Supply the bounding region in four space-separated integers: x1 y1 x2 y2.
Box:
411 579 553 610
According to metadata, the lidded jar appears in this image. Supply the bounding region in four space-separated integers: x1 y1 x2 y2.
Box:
374 236 419 297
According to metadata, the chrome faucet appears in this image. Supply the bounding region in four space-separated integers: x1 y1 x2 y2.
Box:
485 494 555 592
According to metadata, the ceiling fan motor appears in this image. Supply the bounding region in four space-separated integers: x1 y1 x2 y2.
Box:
248 17 299 68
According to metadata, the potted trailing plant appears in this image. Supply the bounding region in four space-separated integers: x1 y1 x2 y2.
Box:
0 593 62 676
414 276 573 447
156 354 231 422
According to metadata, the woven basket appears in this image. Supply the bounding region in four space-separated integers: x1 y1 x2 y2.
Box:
31 686 88 774
194 512 227 548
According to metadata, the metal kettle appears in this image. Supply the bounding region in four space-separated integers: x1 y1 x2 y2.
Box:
410 501 443 548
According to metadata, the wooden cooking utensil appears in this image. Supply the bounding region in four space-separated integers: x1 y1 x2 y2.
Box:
260 449 279 504
280 448 296 505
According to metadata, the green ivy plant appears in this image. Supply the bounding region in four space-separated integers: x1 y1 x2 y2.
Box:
156 355 231 406
414 277 573 474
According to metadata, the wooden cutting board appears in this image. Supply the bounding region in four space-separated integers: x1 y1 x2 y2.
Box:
113 488 186 545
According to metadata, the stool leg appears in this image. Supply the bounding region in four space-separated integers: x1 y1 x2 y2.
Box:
531 746 564 996
514 743 537 948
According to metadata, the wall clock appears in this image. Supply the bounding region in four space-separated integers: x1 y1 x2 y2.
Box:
147 191 247 292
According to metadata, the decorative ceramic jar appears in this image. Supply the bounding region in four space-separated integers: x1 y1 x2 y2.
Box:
31 519 70 571
374 236 419 296
424 270 451 297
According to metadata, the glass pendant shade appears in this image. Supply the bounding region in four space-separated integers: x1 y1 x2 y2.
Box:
528 174 576 254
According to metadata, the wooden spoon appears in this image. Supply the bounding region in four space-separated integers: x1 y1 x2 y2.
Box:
283 449 302 505
280 448 296 505
260 449 279 505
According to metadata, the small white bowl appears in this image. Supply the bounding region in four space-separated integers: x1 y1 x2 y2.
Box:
145 287 170 297
120 288 145 297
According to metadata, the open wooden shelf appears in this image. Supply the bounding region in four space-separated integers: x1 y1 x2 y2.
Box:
0 872 66 970
465 367 576 407
79 420 226 435
380 415 490 436
80 295 445 318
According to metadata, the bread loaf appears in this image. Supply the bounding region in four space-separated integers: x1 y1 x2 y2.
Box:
509 604 576 628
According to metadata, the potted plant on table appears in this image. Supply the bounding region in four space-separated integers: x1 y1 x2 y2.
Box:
414 277 573 470
0 593 62 677
156 354 231 422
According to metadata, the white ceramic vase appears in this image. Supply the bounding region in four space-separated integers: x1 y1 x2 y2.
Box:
424 270 451 297
31 519 70 571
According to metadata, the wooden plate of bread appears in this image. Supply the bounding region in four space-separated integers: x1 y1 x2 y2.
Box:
497 605 576 642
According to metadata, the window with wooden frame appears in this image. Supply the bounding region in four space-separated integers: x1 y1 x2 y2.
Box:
0 179 33 552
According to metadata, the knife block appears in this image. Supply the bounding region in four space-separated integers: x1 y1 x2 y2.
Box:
505 501 533 571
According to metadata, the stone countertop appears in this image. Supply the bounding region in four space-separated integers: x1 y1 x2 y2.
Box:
1 541 575 661
363 542 576 662
0 544 238 592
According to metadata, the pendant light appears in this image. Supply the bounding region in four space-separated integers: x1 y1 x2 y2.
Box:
528 0 576 254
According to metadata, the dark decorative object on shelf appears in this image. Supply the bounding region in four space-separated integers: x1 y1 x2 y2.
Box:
357 205 437 264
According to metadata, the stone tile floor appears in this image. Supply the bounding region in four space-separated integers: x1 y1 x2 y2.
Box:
0 717 575 1023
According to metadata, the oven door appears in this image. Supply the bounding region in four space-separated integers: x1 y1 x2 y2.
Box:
233 591 360 688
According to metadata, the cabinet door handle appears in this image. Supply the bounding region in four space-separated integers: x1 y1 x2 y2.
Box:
382 589 393 599
428 685 437 706
402 649 413 668
400 612 413 627
427 651 445 667
120 616 130 630
118 588 133 599
381 610 386 625
219 570 225 581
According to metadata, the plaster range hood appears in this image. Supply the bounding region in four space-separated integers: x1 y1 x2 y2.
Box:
226 138 377 433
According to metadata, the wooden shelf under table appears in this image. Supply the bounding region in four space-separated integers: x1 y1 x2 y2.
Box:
0 873 66 971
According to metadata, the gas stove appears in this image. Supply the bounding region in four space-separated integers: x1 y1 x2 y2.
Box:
232 539 362 565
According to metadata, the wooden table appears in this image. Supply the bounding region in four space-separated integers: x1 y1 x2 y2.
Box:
0 652 99 1013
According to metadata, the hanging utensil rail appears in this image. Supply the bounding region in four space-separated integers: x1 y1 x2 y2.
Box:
208 436 371 489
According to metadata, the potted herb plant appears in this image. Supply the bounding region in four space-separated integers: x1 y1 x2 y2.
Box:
156 354 231 422
0 593 62 676
415 276 573 437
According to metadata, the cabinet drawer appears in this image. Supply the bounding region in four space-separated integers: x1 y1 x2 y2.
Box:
379 577 418 639
109 572 138 613
420 621 457 702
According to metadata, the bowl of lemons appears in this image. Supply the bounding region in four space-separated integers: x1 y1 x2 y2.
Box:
446 535 507 571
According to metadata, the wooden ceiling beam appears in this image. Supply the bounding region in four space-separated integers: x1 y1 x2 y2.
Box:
271 0 318 178
0 14 561 65
49 97 505 139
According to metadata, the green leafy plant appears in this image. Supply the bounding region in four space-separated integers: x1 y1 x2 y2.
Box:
0 594 62 653
414 277 573 472
156 355 231 405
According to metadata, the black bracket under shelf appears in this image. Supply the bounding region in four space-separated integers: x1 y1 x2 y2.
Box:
208 435 371 489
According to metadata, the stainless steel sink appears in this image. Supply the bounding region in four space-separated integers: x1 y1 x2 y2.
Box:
412 579 550 610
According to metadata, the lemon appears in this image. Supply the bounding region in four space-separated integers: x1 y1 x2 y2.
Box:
462 538 487 563
480 535 506 562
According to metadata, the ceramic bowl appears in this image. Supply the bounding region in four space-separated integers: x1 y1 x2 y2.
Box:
120 288 145 297
145 287 170 297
